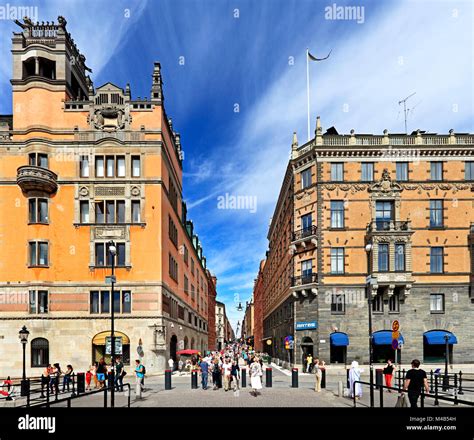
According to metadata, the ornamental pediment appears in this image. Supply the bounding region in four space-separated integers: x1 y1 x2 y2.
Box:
368 168 403 196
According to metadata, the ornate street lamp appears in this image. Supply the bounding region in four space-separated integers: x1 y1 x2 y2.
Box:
107 240 117 408
236 302 243 312
19 325 30 396
365 242 375 408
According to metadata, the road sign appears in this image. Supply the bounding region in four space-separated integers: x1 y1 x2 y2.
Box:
105 275 116 284
391 339 399 350
392 330 400 340
105 336 123 355
392 320 400 332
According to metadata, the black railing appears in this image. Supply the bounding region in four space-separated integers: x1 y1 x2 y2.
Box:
367 220 411 232
291 273 318 287
292 225 317 242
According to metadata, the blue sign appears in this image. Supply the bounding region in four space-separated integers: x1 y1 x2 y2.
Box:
296 321 318 331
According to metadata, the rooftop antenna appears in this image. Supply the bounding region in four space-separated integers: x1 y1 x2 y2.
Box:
398 92 416 134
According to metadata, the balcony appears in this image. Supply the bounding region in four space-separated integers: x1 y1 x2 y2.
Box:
17 165 58 194
290 225 317 251
291 273 318 297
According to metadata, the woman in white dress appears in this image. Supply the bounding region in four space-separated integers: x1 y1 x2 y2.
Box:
348 360 363 399
249 357 263 397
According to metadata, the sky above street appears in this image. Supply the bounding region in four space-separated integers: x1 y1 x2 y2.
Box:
0 0 473 331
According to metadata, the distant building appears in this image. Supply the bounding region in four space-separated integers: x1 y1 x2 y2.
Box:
253 260 265 352
258 117 474 366
215 300 234 350
206 271 217 350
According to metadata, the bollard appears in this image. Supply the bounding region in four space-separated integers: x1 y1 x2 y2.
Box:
454 373 458 405
104 387 108 407
458 371 464 395
191 370 198 389
346 369 350 388
20 378 30 397
76 372 85 394
107 372 114 389
291 368 298 388
338 381 343 397
321 368 326 389
241 367 247 388
375 369 383 390
165 369 172 390
265 368 272 387
434 375 439 406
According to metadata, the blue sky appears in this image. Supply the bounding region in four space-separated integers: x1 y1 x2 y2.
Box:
1 0 473 332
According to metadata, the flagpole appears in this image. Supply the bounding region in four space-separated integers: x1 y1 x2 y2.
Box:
306 48 310 142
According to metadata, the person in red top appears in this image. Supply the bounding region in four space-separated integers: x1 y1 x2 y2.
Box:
383 359 395 392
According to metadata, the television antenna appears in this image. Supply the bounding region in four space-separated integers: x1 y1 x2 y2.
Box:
398 92 416 134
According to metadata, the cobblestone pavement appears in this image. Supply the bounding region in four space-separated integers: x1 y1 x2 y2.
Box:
43 364 468 408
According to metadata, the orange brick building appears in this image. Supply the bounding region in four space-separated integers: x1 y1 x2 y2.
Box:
0 17 211 376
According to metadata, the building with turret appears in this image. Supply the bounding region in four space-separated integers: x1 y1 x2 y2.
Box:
0 16 211 376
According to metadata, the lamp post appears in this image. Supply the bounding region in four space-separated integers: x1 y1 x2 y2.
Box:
19 325 30 396
108 240 117 408
443 333 449 391
365 242 375 408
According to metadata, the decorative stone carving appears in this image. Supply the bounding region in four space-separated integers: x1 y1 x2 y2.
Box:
321 183 368 194
131 186 141 197
403 182 474 194
368 168 403 197
79 186 89 197
89 106 128 131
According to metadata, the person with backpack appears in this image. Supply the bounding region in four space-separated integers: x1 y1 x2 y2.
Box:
135 359 145 399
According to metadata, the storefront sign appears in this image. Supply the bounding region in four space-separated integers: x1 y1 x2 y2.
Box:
296 321 318 330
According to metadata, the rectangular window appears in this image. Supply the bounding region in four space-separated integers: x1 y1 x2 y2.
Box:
29 153 48 168
113 290 121 313
116 156 126 177
430 293 445 313
301 168 312 189
430 200 444 228
430 162 443 181
330 201 345 228
184 275 189 295
331 248 345 274
116 201 125 223
331 163 344 181
106 200 115 223
301 213 312 232
117 243 126 266
301 259 312 278
372 294 383 313
389 294 400 313
395 243 405 271
378 243 389 272
466 162 474 181
29 241 48 266
101 291 110 314
95 201 105 223
122 291 131 313
396 162 409 181
361 162 374 182
29 290 48 314
90 291 100 314
131 201 141 223
80 156 89 177
430 247 444 273
95 156 104 177
95 243 105 266
132 156 141 177
29 198 48 223
106 156 115 177
80 201 90 223
375 201 394 230
91 290 130 314
331 294 345 314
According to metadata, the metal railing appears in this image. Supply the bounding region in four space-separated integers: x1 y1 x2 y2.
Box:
292 225 317 242
367 220 411 232
291 273 318 287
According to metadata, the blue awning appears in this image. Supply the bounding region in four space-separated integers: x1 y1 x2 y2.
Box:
330 332 349 347
372 330 404 346
424 330 458 345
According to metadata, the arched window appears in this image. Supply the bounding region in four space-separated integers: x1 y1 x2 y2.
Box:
31 338 49 368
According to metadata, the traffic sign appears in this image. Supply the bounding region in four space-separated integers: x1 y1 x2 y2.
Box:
391 339 399 350
392 330 400 340
392 320 400 332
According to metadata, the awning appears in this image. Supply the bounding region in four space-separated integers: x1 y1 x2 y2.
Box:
92 331 130 345
424 330 458 345
372 330 404 346
330 332 349 347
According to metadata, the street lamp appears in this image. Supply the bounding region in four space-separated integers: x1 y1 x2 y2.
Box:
19 325 30 396
108 240 117 408
237 302 243 311
365 242 375 408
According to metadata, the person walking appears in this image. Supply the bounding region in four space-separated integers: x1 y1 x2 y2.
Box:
41 364 52 396
222 358 232 391
96 358 107 389
199 357 209 390
168 357 175 372
383 359 395 392
403 359 429 408
313 358 323 392
348 360 363 399
134 359 145 399
231 359 240 391
249 357 263 397
62 364 73 392
114 356 124 392
306 354 313 373
86 365 93 391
